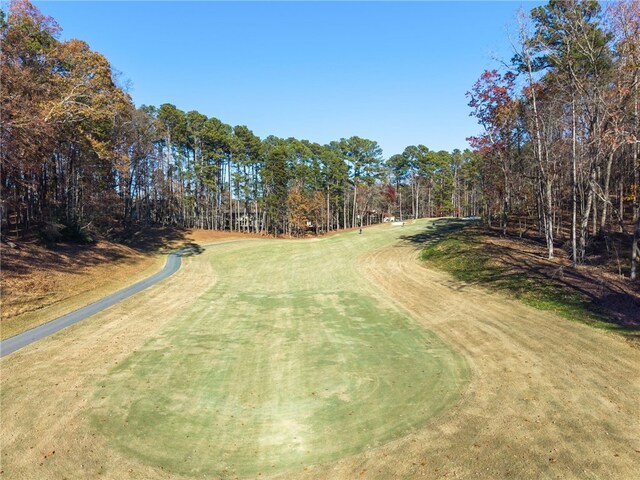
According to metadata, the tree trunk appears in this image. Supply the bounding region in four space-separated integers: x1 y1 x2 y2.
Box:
545 179 554 259
352 183 357 228
600 150 615 234
631 73 639 280
632 212 639 281
579 164 597 263
571 96 578 267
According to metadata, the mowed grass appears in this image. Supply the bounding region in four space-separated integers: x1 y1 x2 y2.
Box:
88 222 468 477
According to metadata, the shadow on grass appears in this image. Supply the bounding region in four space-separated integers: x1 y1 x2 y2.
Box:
176 243 205 257
1 226 206 279
400 218 469 247
401 218 640 340
118 226 192 253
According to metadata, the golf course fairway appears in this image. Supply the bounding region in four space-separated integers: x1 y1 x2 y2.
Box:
88 221 468 477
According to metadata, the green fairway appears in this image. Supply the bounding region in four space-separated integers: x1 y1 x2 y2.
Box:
90 222 468 477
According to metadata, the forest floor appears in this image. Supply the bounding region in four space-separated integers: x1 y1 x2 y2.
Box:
0 228 258 340
419 219 640 343
1 219 638 479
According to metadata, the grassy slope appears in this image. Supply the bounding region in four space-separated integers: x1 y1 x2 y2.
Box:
1 247 165 340
89 224 468 477
419 219 639 339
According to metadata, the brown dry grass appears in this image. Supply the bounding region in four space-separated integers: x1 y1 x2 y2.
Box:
0 229 255 339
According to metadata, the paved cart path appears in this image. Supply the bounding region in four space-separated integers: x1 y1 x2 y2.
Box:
0 240 243 357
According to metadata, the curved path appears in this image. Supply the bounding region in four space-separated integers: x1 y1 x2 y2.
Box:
0 240 242 358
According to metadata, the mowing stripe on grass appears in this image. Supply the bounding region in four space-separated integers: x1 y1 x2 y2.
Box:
89 223 469 477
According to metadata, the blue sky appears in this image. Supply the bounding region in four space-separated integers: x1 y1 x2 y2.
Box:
32 1 543 157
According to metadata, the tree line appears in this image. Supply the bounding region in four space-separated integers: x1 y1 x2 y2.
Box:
467 0 639 279
4 0 636 281
1 0 479 240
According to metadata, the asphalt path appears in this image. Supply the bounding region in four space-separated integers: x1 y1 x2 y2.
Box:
0 240 242 358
